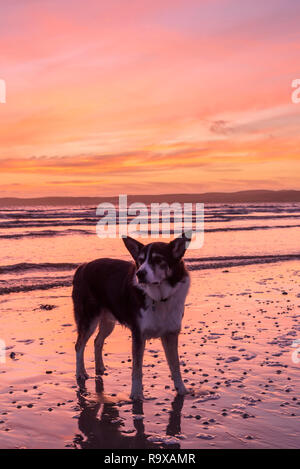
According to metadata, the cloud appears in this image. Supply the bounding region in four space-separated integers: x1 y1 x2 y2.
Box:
0 0 299 196
209 120 234 135
0 146 212 176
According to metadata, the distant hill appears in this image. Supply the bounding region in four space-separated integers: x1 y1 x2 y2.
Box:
0 190 299 207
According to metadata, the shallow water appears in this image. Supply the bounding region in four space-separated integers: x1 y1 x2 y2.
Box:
1 203 300 295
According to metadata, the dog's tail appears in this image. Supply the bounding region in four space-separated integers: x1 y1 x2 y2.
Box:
72 264 88 330
72 263 85 286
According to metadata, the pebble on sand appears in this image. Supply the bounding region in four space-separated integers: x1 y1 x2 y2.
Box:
196 434 215 440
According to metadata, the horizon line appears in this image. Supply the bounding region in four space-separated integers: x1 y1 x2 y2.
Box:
1 189 300 198
0 189 300 206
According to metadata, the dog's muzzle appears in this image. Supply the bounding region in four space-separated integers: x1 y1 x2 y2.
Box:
136 269 147 283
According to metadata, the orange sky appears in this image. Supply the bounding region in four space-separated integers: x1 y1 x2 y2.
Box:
0 0 300 197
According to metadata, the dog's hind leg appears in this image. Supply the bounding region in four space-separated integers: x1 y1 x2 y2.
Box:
161 332 187 395
75 318 99 381
94 311 115 376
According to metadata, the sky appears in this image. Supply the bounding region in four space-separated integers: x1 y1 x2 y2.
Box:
0 0 300 197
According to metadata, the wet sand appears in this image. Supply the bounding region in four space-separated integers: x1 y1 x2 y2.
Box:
0 261 299 449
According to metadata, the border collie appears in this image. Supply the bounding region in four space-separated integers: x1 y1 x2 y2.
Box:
72 232 191 400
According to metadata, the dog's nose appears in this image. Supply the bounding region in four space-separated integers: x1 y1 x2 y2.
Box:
136 269 146 283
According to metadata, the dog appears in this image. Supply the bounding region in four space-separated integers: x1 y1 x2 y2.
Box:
72 232 191 400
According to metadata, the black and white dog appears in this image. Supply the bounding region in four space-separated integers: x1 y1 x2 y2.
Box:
72 232 191 400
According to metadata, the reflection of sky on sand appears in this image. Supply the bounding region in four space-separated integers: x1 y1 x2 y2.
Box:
0 260 299 448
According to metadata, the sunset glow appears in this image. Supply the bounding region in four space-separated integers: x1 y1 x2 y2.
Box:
1 0 300 197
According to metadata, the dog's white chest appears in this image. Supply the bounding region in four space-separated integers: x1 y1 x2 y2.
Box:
138 278 190 339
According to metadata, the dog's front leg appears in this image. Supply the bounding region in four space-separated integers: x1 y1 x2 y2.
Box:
130 333 145 401
161 332 187 395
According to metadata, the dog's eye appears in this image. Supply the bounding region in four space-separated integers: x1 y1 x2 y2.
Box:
151 255 167 268
152 256 161 264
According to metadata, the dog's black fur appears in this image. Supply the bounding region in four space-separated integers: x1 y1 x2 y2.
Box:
72 234 191 400
73 259 146 342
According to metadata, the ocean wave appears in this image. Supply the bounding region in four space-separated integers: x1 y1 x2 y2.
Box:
205 224 300 232
1 211 300 229
0 221 299 239
0 262 79 274
0 253 299 295
0 278 73 296
136 224 300 236
185 253 300 270
0 228 92 239
0 219 98 228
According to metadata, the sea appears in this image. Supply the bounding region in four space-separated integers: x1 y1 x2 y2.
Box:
0 202 300 295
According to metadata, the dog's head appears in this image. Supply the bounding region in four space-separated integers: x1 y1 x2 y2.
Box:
122 232 191 286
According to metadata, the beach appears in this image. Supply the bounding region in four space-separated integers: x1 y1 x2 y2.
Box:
0 203 300 448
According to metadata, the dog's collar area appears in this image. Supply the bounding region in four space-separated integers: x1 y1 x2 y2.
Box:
153 297 169 303
151 297 169 311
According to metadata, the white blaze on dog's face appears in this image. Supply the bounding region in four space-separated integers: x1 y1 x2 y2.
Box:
136 250 171 285
122 233 190 286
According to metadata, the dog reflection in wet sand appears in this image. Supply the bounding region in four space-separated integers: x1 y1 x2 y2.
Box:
74 379 184 449
73 233 191 400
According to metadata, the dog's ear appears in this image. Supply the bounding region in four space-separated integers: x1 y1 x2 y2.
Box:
169 231 191 260
122 235 144 261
